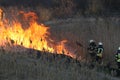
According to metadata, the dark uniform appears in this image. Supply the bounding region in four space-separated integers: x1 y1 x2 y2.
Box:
96 43 104 64
87 41 97 62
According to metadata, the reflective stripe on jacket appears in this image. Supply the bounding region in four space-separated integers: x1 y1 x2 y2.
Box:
117 59 120 62
116 53 120 62
96 47 103 57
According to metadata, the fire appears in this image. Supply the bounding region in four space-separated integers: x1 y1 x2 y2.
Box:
0 9 76 58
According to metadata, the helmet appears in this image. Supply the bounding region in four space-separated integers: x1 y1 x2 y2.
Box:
89 40 94 43
98 42 102 45
118 47 120 50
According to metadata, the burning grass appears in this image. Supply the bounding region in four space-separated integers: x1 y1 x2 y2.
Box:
0 8 76 58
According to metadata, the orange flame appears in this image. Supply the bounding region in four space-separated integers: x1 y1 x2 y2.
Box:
0 9 76 58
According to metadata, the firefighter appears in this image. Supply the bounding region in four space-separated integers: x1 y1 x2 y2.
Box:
115 47 120 76
87 40 97 62
96 42 104 64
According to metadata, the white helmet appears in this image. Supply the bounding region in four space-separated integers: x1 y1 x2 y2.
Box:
98 42 102 45
89 40 94 43
118 47 120 50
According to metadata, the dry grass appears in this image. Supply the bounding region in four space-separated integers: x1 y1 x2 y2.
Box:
0 48 118 80
0 6 120 80
47 17 120 64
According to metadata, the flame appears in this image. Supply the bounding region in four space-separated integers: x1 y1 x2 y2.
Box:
0 9 76 58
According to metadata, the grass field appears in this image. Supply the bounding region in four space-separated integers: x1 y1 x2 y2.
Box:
47 17 120 63
0 47 120 80
0 7 120 80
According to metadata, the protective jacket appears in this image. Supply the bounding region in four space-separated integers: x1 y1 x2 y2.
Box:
96 45 104 58
115 50 120 62
88 42 96 53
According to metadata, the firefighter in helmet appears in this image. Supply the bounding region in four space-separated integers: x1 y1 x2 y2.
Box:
115 47 120 76
96 42 104 64
87 40 97 62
